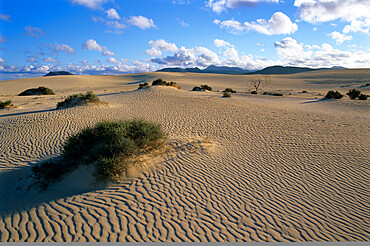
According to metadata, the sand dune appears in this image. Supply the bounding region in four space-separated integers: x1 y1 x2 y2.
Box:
0 70 369 242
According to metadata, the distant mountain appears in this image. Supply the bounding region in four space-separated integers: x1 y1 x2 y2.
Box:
246 66 316 75
44 71 74 77
329 66 347 70
156 65 253 75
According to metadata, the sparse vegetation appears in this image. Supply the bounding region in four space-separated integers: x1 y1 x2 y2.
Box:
56 91 101 109
0 100 13 109
151 78 180 89
138 82 149 89
248 76 271 93
263 92 283 96
32 119 167 188
325 90 343 99
223 88 236 93
347 89 361 100
359 94 368 100
192 84 212 91
19 86 55 96
223 92 231 98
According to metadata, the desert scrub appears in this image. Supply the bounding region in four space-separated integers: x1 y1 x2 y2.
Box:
152 79 180 89
359 94 368 100
57 91 101 108
0 100 13 109
32 119 167 188
223 92 231 98
192 85 212 91
138 82 149 89
19 86 55 96
223 88 236 93
325 90 343 99
347 89 361 100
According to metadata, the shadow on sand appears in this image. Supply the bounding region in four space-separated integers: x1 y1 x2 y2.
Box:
0 108 57 118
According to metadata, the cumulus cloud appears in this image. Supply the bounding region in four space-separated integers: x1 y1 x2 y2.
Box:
25 26 44 38
214 12 297 35
107 57 119 64
146 39 178 57
106 8 120 20
214 39 232 47
0 58 5 63
206 0 279 13
294 0 370 23
128 16 156 29
274 37 370 68
329 31 353 44
0 35 6 43
343 19 370 34
0 14 11 22
72 0 107 9
82 39 114 56
53 43 75 54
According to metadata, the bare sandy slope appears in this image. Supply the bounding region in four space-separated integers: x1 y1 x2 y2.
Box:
0 70 369 242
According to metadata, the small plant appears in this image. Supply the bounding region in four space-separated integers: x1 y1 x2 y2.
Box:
262 92 283 96
57 91 101 109
223 92 231 98
347 89 361 100
0 100 13 109
223 88 236 93
248 76 271 93
138 82 149 89
201 84 212 91
192 86 202 91
151 79 180 89
359 94 368 100
19 86 55 96
250 91 257 94
325 90 343 99
32 119 167 188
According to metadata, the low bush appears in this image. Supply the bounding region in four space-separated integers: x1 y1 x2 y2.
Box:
32 119 167 188
57 91 101 109
0 100 13 109
250 91 257 94
19 86 55 96
138 82 149 89
262 92 283 96
223 92 231 98
192 85 212 91
347 89 361 100
359 94 368 100
223 88 236 93
151 79 180 89
325 90 343 99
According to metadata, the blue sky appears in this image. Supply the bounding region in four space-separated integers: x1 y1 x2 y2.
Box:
0 0 369 80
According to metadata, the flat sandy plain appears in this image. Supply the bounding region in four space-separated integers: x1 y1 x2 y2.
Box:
0 69 369 242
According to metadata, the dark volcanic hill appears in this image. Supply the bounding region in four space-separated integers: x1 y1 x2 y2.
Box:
245 66 316 75
44 71 74 77
156 65 253 75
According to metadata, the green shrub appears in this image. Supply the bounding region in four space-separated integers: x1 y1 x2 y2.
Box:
347 89 361 99
200 85 212 91
223 88 236 93
250 91 257 94
359 94 368 100
57 91 101 109
138 82 149 89
223 92 231 98
325 90 343 99
151 79 180 89
0 100 13 109
19 86 55 96
192 86 202 91
32 119 166 187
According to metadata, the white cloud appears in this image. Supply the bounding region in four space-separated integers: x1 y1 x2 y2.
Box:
54 43 75 54
149 39 178 52
128 16 156 29
25 26 44 38
329 31 353 44
206 0 279 13
106 8 120 20
107 57 119 64
214 12 298 35
214 39 232 47
0 14 11 22
0 35 6 43
294 0 370 23
72 0 107 9
172 0 190 4
43 57 58 63
177 18 190 28
146 47 162 56
343 19 370 34
274 37 370 68
0 58 5 63
82 39 114 56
